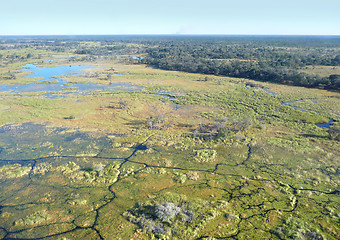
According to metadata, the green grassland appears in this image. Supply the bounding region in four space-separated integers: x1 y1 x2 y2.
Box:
299 65 340 77
0 47 339 239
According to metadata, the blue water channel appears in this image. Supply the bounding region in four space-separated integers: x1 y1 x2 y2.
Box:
281 100 314 113
0 63 141 97
245 85 334 128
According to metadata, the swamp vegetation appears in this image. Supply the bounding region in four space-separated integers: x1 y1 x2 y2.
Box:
0 36 339 239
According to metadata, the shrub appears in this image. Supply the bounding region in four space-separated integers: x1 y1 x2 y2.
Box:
236 117 252 131
15 210 50 226
194 149 217 162
173 172 187 184
155 202 181 221
328 123 340 141
64 115 75 120
273 217 324 240
180 208 195 223
139 218 165 236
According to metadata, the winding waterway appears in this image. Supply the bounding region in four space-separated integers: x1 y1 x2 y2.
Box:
245 85 334 128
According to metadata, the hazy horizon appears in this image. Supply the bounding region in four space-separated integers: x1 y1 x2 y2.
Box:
0 34 340 37
1 33 338 38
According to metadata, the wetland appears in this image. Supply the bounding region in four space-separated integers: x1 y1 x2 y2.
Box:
0 36 339 240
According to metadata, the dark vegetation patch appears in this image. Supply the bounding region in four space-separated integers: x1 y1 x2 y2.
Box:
123 192 228 239
142 37 340 90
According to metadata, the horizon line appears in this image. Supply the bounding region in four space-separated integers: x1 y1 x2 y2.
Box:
0 33 340 37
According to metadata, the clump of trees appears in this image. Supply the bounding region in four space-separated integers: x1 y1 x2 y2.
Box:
64 114 75 120
124 201 194 237
107 99 127 110
156 202 180 220
192 117 252 141
123 192 229 239
7 69 16 79
147 113 174 130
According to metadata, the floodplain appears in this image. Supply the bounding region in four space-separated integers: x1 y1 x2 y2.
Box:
0 37 339 240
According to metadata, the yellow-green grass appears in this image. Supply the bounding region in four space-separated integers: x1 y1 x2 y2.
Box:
0 50 339 239
299 65 340 77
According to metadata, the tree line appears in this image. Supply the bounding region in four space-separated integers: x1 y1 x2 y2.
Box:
140 38 340 90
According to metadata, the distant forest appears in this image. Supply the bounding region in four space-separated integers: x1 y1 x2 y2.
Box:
140 36 340 90
1 35 339 90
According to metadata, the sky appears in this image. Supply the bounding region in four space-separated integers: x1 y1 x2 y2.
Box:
1 0 339 35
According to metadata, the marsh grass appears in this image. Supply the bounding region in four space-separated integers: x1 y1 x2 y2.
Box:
0 49 339 239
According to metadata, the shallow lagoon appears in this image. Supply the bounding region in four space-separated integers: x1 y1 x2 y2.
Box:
0 63 141 97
